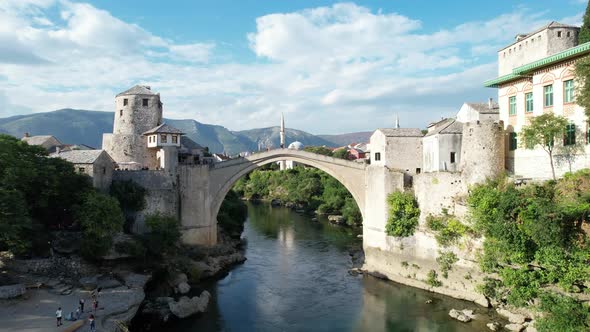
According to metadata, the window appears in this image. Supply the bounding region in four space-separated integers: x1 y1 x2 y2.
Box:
525 92 533 113
374 152 381 161
564 79 575 103
119 109 123 116
172 135 178 144
567 31 571 37
161 134 167 143
78 167 85 173
509 96 517 115
509 132 518 151
544 85 554 107
142 98 148 106
123 98 128 106
102 167 106 175
416 168 421 174
564 124 576 146
450 152 456 163
557 31 562 38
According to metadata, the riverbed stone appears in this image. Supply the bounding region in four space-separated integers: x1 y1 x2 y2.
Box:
449 309 473 322
79 275 99 290
177 282 191 294
0 284 26 299
122 273 151 289
169 290 211 318
505 323 525 332
486 322 501 331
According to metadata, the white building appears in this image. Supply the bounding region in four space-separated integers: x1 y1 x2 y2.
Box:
143 123 184 173
422 118 463 173
369 128 423 174
485 21 590 179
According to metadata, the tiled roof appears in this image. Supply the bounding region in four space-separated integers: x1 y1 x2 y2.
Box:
425 118 463 137
116 85 157 97
465 102 499 114
51 150 106 164
22 135 61 146
142 123 184 135
377 128 423 137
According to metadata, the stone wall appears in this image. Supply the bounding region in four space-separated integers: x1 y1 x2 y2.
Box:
178 165 216 246
113 170 178 233
103 133 159 170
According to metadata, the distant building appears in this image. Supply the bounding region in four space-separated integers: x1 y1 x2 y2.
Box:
51 150 115 191
485 21 590 179
179 136 205 164
284 141 304 169
21 134 62 150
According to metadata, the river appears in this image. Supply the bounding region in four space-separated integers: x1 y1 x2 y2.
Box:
168 202 501 332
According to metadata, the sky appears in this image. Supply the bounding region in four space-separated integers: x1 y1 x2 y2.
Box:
0 0 587 134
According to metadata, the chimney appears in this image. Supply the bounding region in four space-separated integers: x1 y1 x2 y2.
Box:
24 132 30 138
488 98 493 109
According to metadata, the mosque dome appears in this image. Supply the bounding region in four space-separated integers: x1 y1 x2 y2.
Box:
288 141 304 150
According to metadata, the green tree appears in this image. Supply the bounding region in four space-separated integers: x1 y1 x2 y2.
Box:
76 191 125 259
520 114 569 180
303 146 333 156
218 189 248 238
555 140 585 173
576 0 590 119
0 188 32 255
385 191 420 237
143 213 181 256
579 1 590 44
110 180 146 212
332 148 350 160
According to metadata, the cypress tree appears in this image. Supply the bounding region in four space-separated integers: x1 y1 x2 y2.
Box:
575 1 590 118
579 1 590 44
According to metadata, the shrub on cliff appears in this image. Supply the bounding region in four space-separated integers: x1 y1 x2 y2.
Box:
76 191 125 259
385 191 420 237
218 189 248 238
143 213 181 256
536 292 590 332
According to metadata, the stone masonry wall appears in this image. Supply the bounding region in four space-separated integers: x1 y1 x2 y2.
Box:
113 170 178 233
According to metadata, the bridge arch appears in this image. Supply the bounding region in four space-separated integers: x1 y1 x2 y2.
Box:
208 149 368 233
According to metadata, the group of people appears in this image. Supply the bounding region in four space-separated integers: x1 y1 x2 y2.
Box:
55 292 100 331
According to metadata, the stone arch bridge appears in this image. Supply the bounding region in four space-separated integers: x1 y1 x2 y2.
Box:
177 149 377 245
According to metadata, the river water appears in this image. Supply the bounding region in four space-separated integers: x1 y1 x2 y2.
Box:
170 202 501 332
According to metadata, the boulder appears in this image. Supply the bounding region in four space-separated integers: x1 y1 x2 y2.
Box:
524 324 538 332
169 273 188 287
122 273 151 289
497 308 527 324
449 309 473 323
0 284 26 299
169 291 211 319
328 215 345 224
79 275 99 290
505 323 525 332
177 282 191 294
98 277 122 289
486 322 501 331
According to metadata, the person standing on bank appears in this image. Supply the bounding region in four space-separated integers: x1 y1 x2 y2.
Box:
89 314 96 332
56 307 63 327
79 298 85 312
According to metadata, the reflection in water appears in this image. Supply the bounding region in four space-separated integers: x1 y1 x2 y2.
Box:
168 202 500 332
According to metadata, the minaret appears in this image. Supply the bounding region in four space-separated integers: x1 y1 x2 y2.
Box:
279 113 286 170
395 114 400 129
280 113 285 148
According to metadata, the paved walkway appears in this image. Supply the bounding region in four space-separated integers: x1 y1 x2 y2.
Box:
0 289 95 332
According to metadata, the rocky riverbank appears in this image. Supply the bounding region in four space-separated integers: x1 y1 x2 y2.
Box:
0 227 246 332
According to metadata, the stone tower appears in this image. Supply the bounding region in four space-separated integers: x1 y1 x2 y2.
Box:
102 85 163 169
460 120 505 185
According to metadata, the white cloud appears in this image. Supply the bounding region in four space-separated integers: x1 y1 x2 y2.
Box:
0 2 582 135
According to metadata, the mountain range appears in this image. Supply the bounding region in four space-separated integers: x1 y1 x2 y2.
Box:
0 109 372 154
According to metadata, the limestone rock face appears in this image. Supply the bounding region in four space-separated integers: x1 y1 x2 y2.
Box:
497 308 526 324
0 284 26 299
169 290 211 319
